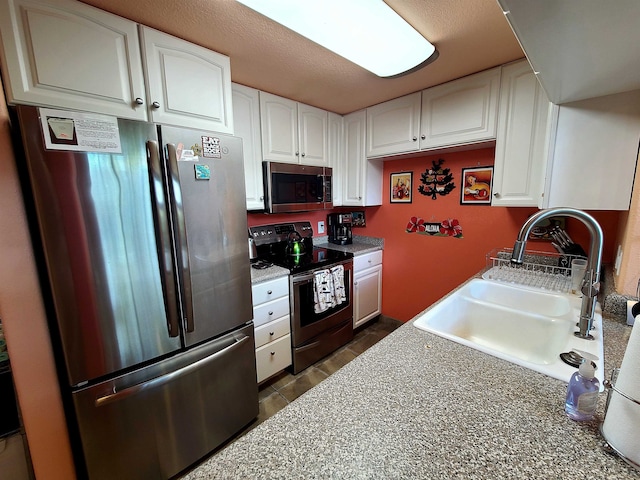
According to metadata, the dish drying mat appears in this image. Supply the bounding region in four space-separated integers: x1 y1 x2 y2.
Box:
483 248 586 293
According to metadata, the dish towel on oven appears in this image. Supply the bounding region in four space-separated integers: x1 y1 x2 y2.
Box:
331 265 346 305
313 269 335 313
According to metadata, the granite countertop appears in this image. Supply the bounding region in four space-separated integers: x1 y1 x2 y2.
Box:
183 278 637 479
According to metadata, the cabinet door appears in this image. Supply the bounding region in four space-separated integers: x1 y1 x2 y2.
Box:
140 26 233 133
342 110 366 206
420 68 501 149
366 92 421 157
260 92 299 163
354 265 382 329
492 60 553 207
543 89 640 210
0 0 147 119
232 83 264 210
328 112 344 206
298 103 328 165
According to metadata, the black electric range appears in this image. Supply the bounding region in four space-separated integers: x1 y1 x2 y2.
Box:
249 221 353 274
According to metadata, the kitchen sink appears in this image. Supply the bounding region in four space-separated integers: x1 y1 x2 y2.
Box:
413 278 604 387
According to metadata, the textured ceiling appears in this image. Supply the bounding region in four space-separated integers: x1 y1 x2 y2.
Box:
80 0 524 115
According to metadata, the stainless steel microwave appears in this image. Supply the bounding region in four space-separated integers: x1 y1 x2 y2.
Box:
263 162 332 213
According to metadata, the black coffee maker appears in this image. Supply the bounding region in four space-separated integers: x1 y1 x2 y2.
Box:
328 213 353 245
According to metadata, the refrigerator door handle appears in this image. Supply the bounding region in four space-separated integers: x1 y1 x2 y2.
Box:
94 334 251 407
147 140 181 338
166 143 195 333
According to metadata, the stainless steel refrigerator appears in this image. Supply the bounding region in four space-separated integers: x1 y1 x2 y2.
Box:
13 105 257 479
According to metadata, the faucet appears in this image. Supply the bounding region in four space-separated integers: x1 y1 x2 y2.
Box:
511 208 603 340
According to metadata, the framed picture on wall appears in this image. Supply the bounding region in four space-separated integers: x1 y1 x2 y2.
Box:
390 172 412 203
461 166 493 204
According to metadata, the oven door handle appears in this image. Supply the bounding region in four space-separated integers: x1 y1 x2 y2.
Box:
292 260 352 284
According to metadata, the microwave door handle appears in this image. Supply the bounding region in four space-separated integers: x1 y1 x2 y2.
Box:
166 143 195 333
146 141 181 338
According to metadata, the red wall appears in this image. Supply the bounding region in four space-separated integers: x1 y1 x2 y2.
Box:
248 147 621 322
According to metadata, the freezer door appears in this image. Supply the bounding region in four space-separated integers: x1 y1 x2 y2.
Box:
72 323 258 480
161 126 253 345
16 106 182 386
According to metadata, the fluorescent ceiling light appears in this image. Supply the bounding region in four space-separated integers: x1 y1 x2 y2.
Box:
237 0 438 78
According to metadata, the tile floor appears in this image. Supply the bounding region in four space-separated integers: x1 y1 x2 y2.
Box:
239 315 402 439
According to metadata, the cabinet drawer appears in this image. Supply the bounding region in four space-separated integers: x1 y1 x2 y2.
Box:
252 276 289 305
354 250 383 272
256 334 292 383
255 316 290 348
253 296 290 328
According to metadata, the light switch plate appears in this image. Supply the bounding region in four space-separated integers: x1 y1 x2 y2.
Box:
318 221 325 234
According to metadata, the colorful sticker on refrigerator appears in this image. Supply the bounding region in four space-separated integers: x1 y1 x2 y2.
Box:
38 108 122 153
201 136 221 158
194 164 211 180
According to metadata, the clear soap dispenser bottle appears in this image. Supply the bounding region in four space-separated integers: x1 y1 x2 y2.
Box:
565 358 600 421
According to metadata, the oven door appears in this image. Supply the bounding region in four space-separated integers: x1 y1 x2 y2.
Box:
290 259 353 346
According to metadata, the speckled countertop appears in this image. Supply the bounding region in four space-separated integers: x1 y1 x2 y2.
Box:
183 274 637 479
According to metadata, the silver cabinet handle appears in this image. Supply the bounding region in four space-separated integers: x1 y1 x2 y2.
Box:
268 311 274 316
269 332 275 336
493 192 501 198
270 351 276 356
412 136 417 141
421 134 426 140
151 101 161 109
301 153 306 157
135 97 144 105
267 290 273 294
295 152 300 156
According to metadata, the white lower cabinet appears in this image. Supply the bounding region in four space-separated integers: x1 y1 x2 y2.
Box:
252 276 292 383
353 251 383 329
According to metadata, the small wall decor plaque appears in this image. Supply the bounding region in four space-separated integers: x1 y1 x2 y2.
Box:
390 172 413 203
418 159 455 199
461 166 493 204
406 216 463 238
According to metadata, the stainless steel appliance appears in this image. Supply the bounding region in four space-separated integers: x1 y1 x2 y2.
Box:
12 106 257 480
328 213 353 245
249 222 353 373
263 161 332 213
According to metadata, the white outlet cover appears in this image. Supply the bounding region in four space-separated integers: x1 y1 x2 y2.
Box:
318 221 325 234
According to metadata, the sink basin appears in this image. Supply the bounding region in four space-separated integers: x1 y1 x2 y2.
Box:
413 278 604 387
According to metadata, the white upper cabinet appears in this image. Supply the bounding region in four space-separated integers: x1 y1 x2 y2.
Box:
343 110 382 207
298 103 328 165
542 89 640 210
259 91 328 165
0 0 147 120
232 83 264 210
140 26 233 133
492 60 553 207
366 92 421 157
0 0 234 131
497 0 640 105
328 112 344 206
420 68 501 150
